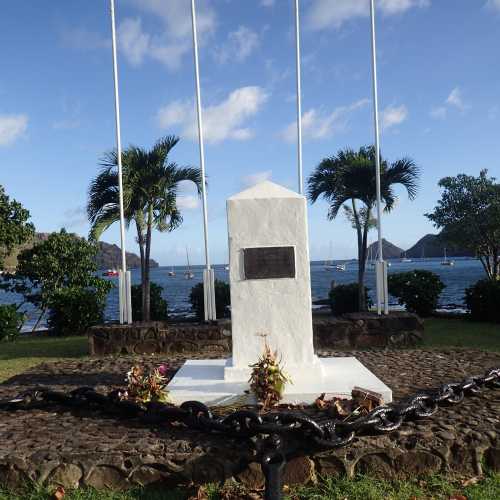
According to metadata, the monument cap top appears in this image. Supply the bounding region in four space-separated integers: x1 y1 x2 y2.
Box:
228 180 303 201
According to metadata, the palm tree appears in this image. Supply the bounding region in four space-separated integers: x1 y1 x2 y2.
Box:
87 136 202 321
308 146 419 311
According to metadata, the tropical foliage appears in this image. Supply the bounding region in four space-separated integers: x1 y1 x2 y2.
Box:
308 146 419 311
0 184 34 269
1 230 111 332
0 304 24 342
87 136 202 321
189 279 230 321
329 282 371 316
47 287 107 336
388 270 445 317
426 170 500 280
131 282 168 322
465 279 500 323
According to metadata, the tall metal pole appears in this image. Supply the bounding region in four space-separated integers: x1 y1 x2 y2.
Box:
109 0 130 323
369 0 387 315
191 0 215 320
294 0 304 195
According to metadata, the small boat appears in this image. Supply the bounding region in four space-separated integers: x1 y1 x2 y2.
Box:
168 266 176 277
441 248 455 266
324 242 337 270
184 248 194 279
103 269 119 277
224 265 229 271
401 252 412 263
334 263 346 271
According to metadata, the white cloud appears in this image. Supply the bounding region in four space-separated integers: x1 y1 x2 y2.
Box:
118 18 150 67
131 0 215 40
381 104 408 130
281 99 369 142
0 114 28 146
157 86 268 144
446 87 466 111
213 26 259 64
242 170 272 188
121 0 216 71
307 0 429 30
430 106 447 120
176 195 199 210
261 0 275 7
64 0 216 72
486 0 500 12
430 87 468 119
117 17 192 70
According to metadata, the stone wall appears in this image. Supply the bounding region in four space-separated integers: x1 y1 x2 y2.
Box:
313 312 424 349
88 312 423 357
88 321 231 357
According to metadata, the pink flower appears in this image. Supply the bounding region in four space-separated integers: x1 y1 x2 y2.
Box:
158 364 168 377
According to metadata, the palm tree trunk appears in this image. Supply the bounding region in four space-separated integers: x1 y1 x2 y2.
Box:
359 209 371 312
144 205 153 322
135 220 146 321
351 200 366 312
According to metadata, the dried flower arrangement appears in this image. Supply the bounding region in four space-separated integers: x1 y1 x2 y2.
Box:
248 341 291 408
119 364 170 405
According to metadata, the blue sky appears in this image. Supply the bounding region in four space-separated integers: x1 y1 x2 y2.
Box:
1 0 500 265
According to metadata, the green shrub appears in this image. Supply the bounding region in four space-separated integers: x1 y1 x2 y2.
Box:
0 304 24 342
388 270 445 317
465 279 500 323
131 282 168 321
190 280 231 321
47 287 106 336
329 283 371 316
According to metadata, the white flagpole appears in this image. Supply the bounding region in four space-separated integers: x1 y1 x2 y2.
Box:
109 0 130 323
294 0 304 195
369 0 388 315
191 0 215 321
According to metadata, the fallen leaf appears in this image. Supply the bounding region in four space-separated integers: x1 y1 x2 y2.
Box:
53 486 65 500
315 393 328 409
461 476 481 487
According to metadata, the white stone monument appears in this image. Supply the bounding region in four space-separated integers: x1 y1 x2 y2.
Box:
168 181 392 405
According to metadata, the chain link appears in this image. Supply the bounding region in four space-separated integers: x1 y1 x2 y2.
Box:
1 366 499 445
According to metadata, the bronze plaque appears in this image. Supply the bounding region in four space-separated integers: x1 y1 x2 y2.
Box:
243 246 295 280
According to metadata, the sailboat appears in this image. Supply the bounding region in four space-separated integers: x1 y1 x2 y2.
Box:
401 251 412 263
184 248 194 279
324 242 346 271
168 266 176 277
324 242 335 270
441 248 455 266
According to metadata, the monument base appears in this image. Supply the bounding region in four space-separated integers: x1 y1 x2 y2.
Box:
167 357 392 406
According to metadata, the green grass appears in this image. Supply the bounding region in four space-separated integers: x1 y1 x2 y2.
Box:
1 473 499 500
0 485 185 500
423 317 500 351
0 335 88 383
288 472 500 499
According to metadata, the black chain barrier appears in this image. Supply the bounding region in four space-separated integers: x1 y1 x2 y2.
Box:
1 367 499 500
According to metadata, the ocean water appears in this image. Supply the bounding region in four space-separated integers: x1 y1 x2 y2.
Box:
1 258 485 330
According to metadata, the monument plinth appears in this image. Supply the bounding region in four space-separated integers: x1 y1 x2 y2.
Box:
168 181 392 405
